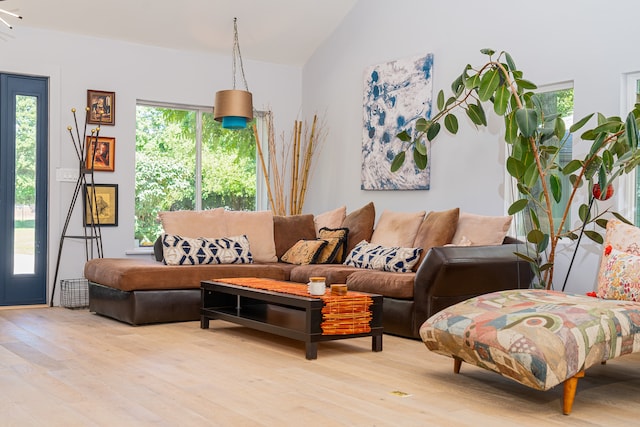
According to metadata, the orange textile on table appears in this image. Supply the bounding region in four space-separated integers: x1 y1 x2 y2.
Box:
214 277 373 335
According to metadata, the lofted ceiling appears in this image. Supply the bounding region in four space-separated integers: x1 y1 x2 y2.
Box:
0 0 357 66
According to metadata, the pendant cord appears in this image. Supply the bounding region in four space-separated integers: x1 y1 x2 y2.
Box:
232 17 249 92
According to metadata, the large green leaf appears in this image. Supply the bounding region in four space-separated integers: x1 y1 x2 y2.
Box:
415 118 429 132
523 161 539 188
504 113 518 144
437 90 445 111
480 48 496 56
397 130 411 142
506 156 525 179
505 52 516 71
464 74 481 90
549 174 562 203
626 110 639 149
413 147 428 170
569 113 594 133
451 74 464 96
584 230 604 244
508 198 529 215
444 114 459 134
527 229 545 244
588 133 607 155
467 103 487 126
554 117 566 140
515 108 538 138
515 78 537 90
478 69 500 102
562 159 583 175
426 122 441 141
415 140 427 156
493 85 510 115
390 151 405 172
578 203 591 222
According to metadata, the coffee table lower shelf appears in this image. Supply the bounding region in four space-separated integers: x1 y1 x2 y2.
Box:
200 280 383 360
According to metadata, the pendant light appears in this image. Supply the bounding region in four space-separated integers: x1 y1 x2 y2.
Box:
214 17 253 130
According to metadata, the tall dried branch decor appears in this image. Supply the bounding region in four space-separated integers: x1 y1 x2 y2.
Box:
392 48 640 290
253 112 326 215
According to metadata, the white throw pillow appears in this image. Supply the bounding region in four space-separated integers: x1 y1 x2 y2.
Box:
451 212 512 246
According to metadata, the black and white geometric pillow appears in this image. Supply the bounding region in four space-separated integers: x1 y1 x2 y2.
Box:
162 234 253 265
343 240 422 272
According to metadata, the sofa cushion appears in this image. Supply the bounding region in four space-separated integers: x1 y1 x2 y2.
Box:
158 207 228 238
225 210 277 263
412 208 460 271
318 227 349 263
451 212 512 246
288 264 362 286
596 220 640 301
342 202 375 255
346 270 415 299
83 258 287 292
597 247 640 301
162 234 252 265
371 209 425 247
314 206 346 235
281 239 327 265
273 214 316 259
344 241 422 273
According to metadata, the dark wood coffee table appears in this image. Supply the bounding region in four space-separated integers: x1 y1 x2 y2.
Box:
200 280 383 359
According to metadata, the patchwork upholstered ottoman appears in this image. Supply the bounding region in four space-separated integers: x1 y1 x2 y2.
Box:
420 289 640 415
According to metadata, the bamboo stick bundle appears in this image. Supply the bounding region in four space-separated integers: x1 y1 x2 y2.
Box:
297 114 319 212
268 113 286 215
290 120 301 215
252 123 277 213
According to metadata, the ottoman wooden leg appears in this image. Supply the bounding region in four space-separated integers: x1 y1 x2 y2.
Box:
562 370 585 415
453 357 463 374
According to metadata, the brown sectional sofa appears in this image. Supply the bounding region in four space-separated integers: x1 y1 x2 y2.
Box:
85 203 534 339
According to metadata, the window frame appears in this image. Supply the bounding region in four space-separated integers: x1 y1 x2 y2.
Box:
619 72 640 224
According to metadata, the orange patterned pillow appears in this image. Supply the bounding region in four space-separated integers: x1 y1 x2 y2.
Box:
281 240 328 265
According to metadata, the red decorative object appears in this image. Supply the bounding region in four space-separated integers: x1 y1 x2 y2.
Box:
605 245 612 256
586 291 597 298
592 183 614 200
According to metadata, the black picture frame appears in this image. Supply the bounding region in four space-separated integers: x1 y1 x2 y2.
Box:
84 184 118 226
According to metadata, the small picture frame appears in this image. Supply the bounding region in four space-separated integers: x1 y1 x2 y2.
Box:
84 184 118 226
87 90 115 125
85 136 115 172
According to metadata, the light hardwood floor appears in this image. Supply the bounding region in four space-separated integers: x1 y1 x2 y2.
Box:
1 307 639 426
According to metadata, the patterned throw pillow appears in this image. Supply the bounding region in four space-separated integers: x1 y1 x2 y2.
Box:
597 246 640 301
317 227 349 263
162 234 252 265
281 239 328 265
343 240 422 273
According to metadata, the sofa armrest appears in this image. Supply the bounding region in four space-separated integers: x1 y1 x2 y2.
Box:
414 242 534 323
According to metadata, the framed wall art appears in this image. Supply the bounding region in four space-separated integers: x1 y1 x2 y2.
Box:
84 184 118 226
85 136 115 171
361 53 434 190
87 90 115 125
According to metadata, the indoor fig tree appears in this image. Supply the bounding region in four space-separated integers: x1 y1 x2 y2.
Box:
392 48 640 290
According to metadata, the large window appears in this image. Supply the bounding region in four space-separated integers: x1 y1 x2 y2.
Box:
509 83 574 236
135 102 263 246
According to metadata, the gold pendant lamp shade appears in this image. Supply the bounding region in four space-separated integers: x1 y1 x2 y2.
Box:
214 18 254 130
214 89 253 130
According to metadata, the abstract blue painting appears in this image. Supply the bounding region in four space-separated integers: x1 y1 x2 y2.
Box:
362 53 434 190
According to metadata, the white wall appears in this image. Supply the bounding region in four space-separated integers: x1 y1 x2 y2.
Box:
301 0 640 293
1 26 302 304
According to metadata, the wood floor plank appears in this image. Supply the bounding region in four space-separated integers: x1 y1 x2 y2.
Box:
1 307 639 426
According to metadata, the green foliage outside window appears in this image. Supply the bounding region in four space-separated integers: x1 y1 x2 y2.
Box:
135 105 257 245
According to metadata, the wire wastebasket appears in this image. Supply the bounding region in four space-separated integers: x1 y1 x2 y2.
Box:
60 278 89 309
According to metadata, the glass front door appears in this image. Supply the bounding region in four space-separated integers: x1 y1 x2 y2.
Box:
0 74 48 305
